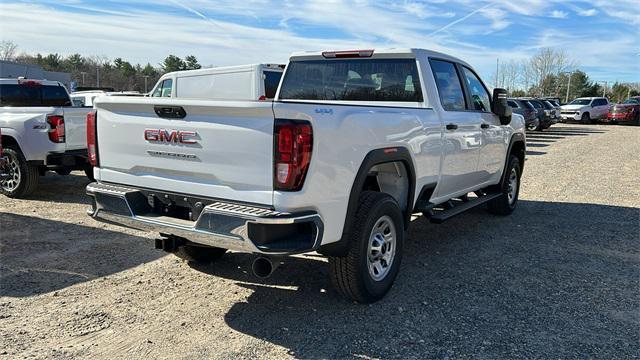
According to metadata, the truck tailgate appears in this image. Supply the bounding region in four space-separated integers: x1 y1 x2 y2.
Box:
93 98 274 205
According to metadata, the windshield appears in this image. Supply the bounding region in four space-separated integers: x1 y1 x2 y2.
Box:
623 98 639 104
569 99 591 105
279 59 423 102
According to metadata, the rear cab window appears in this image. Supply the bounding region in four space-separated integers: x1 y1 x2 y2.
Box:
0 82 71 107
278 58 423 103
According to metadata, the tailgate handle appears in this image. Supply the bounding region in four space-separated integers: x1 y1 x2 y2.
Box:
154 105 186 119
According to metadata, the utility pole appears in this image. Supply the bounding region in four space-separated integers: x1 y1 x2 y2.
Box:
80 72 86 86
96 67 100 88
143 75 149 93
564 72 573 104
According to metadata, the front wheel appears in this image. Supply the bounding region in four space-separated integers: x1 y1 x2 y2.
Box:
329 191 404 303
581 113 592 124
0 146 39 198
487 155 521 215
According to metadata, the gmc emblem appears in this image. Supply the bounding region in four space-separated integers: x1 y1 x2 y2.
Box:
144 129 197 144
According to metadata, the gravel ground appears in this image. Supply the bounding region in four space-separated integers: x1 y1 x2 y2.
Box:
1 123 638 359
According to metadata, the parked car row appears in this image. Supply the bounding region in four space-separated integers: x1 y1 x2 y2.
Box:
603 96 640 125
507 97 560 131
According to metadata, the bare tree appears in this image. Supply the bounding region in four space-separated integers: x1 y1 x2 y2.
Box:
525 48 576 96
0 40 18 61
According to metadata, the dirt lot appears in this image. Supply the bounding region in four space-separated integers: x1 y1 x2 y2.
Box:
1 123 638 359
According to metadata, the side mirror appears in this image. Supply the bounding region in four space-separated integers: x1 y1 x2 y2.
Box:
492 88 512 125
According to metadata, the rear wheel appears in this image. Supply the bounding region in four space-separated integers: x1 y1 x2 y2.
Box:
488 155 521 215
174 244 227 263
329 191 404 303
0 146 39 198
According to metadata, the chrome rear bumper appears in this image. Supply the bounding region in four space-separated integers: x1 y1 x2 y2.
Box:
86 182 323 255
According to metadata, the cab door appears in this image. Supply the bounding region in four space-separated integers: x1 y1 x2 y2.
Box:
429 59 483 199
458 66 507 185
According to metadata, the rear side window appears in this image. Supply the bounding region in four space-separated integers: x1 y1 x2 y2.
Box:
429 59 466 111
279 59 423 102
461 67 491 112
530 100 543 109
263 71 282 99
507 100 519 108
0 84 70 107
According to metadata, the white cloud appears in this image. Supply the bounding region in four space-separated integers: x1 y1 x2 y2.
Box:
549 10 568 19
578 8 598 17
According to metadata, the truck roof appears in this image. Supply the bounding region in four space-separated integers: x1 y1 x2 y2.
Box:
160 63 284 79
288 48 472 68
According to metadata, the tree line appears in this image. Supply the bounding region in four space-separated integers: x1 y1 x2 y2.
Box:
0 40 201 93
493 48 639 103
2 41 638 102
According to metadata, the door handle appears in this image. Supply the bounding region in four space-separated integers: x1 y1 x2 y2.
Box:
446 123 458 130
481 123 490 129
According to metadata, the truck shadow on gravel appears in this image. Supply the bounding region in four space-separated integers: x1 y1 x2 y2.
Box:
195 200 639 359
0 212 162 297
24 171 92 205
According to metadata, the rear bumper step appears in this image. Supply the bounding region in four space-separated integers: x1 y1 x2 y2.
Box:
86 182 323 255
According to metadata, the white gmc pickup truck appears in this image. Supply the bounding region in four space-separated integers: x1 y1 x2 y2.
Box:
87 48 526 303
0 79 94 197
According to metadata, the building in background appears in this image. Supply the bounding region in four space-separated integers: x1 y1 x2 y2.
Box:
0 60 71 89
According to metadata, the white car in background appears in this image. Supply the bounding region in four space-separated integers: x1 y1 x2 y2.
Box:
150 63 284 101
560 97 610 123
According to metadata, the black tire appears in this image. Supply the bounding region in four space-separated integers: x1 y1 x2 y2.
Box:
174 244 227 263
581 112 591 124
0 146 39 198
488 155 521 216
84 166 96 182
329 191 404 303
55 168 72 176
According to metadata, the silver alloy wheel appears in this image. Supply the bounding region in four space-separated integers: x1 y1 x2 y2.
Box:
507 168 518 205
367 215 397 281
1 152 21 192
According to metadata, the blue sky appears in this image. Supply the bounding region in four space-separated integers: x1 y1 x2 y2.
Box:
1 0 639 84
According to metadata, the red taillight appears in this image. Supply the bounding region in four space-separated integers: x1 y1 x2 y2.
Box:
86 111 98 166
274 120 312 191
46 115 65 143
258 95 267 101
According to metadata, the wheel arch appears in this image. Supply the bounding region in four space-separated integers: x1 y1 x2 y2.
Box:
318 146 416 257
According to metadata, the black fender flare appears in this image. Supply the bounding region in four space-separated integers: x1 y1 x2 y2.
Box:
318 146 416 257
499 133 526 187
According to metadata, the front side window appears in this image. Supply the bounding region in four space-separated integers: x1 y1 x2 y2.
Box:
461 67 491 112
279 59 423 102
429 59 466 111
160 79 172 97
